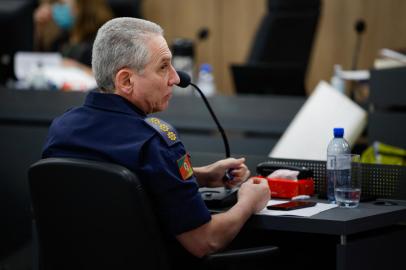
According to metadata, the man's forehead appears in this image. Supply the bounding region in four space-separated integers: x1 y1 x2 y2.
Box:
148 36 172 62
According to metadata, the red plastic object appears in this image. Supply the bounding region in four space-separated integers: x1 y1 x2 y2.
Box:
257 176 314 199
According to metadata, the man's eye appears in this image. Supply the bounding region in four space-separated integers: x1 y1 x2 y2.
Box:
161 64 168 70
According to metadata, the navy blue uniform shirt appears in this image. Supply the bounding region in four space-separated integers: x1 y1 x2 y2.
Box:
42 90 211 237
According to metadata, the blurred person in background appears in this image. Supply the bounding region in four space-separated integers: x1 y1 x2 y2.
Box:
33 0 114 73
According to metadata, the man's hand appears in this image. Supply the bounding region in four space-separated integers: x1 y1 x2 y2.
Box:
194 157 250 188
237 177 270 213
176 176 270 257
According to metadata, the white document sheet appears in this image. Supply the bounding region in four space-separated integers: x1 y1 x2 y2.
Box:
14 51 96 91
14 51 62 80
269 81 367 161
257 200 337 217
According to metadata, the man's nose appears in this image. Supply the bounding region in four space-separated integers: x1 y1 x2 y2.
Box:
169 65 180 86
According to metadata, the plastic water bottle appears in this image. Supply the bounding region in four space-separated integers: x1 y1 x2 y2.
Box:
330 64 345 94
326 128 351 203
196 63 216 96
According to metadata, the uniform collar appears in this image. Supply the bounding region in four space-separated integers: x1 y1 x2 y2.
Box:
84 90 146 117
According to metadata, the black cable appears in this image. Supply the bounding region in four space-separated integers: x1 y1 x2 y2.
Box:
190 82 230 158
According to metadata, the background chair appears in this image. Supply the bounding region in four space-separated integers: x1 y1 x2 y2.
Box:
107 0 143 18
231 0 321 95
0 0 35 85
28 158 278 270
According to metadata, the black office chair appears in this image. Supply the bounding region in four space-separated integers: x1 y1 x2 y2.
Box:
28 158 278 270
107 0 143 18
0 0 35 85
231 0 321 95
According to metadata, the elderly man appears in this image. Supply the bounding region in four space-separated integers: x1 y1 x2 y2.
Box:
42 17 270 264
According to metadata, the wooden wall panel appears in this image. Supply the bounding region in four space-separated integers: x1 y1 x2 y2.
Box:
143 0 406 95
143 0 220 89
219 0 266 94
307 0 406 94
143 0 265 94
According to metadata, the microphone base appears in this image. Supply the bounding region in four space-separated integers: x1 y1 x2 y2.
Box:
199 187 238 209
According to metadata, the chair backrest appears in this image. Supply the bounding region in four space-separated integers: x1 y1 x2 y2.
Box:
232 0 321 95
107 0 143 18
248 0 320 66
28 158 170 270
0 0 34 85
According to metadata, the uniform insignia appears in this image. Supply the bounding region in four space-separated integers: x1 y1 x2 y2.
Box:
144 117 179 146
177 153 194 180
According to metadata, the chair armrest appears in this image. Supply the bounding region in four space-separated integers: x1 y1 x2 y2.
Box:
204 245 279 266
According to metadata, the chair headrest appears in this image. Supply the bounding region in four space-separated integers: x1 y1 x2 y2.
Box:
268 0 321 11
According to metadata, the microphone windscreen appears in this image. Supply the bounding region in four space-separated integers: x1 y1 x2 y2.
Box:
355 19 366 33
176 70 191 88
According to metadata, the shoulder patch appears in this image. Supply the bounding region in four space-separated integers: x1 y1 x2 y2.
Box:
144 117 180 146
177 153 194 180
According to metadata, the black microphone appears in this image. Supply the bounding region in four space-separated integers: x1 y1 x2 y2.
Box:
350 19 367 100
176 70 191 88
177 70 237 207
355 19 366 34
351 19 366 71
176 70 230 158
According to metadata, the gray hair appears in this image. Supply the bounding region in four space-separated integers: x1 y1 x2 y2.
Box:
91 17 164 92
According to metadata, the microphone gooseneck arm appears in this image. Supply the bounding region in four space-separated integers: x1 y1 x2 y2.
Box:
190 82 230 158
175 70 231 159
350 19 366 100
351 19 366 71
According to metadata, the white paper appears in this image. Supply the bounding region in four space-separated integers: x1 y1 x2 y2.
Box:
379 48 406 63
339 70 370 81
269 81 367 161
42 66 97 91
14 51 97 91
257 200 337 217
14 51 62 80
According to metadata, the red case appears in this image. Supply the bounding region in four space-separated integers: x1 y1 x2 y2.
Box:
258 176 314 199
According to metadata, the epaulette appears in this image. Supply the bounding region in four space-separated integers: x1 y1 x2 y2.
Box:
144 117 180 146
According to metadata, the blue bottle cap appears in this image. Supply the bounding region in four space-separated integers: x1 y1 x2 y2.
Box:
333 128 344 138
200 63 212 73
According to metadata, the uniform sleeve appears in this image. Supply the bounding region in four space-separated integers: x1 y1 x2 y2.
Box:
138 136 211 236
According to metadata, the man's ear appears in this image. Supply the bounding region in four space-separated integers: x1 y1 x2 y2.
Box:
114 68 135 95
